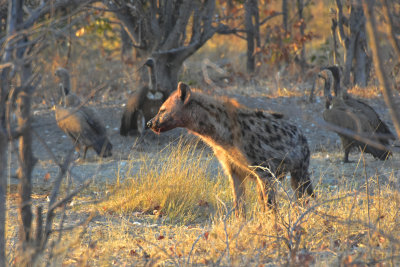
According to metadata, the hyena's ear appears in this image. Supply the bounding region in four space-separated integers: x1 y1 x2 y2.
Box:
177 82 191 104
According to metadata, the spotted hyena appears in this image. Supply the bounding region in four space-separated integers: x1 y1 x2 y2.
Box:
147 82 314 216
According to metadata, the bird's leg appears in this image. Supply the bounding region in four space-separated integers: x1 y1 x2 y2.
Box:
343 147 352 163
74 145 82 161
82 146 89 160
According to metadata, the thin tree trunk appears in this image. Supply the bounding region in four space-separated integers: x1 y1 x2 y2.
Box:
0 131 6 267
336 0 369 88
331 18 339 65
297 0 306 68
155 56 181 96
253 0 260 48
245 0 255 73
120 26 133 65
354 28 370 86
17 89 34 253
282 0 288 33
363 0 400 139
11 0 36 262
245 0 259 73
0 0 18 264
381 0 400 59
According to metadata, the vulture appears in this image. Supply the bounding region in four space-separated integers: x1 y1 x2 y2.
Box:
54 68 112 160
120 58 165 136
320 66 394 162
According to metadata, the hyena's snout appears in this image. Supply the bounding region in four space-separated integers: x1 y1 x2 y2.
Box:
146 118 155 129
147 113 177 133
147 116 162 132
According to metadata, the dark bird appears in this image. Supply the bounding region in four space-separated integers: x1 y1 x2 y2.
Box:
120 58 165 136
54 68 112 160
320 66 394 162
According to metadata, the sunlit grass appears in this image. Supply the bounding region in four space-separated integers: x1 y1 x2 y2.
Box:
70 140 400 266
348 85 382 98
100 139 231 224
83 180 400 266
6 139 398 265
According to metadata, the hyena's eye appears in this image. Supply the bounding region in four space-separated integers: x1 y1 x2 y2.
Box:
159 107 166 114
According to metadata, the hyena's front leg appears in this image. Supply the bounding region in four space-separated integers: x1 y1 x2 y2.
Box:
217 154 247 217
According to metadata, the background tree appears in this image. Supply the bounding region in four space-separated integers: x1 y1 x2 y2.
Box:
245 0 260 73
333 0 370 88
363 0 400 138
104 0 229 96
296 0 306 68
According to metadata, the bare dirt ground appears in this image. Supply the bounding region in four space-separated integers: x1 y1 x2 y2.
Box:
7 86 399 190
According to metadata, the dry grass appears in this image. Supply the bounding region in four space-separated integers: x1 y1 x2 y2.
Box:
42 140 400 266
347 85 382 98
99 139 231 225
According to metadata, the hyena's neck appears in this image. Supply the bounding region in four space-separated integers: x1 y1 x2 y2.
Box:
185 94 237 147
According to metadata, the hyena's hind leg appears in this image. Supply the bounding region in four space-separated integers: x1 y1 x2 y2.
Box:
256 167 287 212
256 175 277 212
227 164 247 217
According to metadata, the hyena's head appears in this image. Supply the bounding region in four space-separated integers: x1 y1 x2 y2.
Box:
147 82 192 133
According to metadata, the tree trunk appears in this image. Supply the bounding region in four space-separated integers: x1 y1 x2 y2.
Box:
363 0 400 139
120 26 134 65
282 0 288 33
336 0 370 88
106 0 224 95
245 0 259 73
155 56 182 96
245 0 255 73
297 0 306 68
17 90 34 252
381 0 400 59
0 0 17 265
331 18 340 65
0 130 6 267
354 27 370 86
10 0 36 262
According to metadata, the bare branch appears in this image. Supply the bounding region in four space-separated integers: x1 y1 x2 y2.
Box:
21 0 98 30
0 62 14 71
161 1 193 50
316 118 398 153
48 179 91 214
259 12 283 26
40 150 74 251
